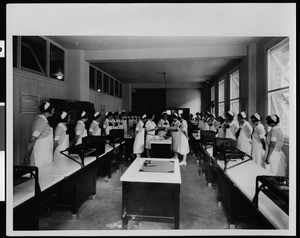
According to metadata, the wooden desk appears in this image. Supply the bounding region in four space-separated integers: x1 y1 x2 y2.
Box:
204 146 289 229
13 142 122 230
149 137 173 158
120 158 181 229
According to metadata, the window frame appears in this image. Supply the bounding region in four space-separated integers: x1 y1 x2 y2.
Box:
218 77 225 117
229 69 240 116
267 38 289 140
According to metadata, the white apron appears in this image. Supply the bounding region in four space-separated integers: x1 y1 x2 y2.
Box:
75 129 87 145
225 127 236 140
209 125 217 132
237 124 252 155
133 122 145 154
266 150 286 176
177 127 190 155
203 122 209 130
217 127 225 138
30 128 53 167
94 127 101 136
171 121 180 152
251 128 265 167
54 133 69 160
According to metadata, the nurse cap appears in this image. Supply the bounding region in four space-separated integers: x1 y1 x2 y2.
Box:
61 111 68 120
142 114 147 119
227 111 234 117
81 111 86 117
44 101 51 110
172 112 179 118
178 114 182 118
239 111 246 119
210 113 215 118
269 114 279 123
105 111 112 117
161 111 168 116
252 113 261 121
94 112 100 118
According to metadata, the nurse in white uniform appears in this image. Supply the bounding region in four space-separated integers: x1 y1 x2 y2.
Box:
73 111 88 146
53 111 70 160
236 111 253 155
157 111 170 137
169 113 181 159
24 101 55 167
145 113 158 158
89 112 101 136
208 113 218 132
133 114 148 158
202 112 210 130
103 112 113 136
250 113 266 167
265 115 286 176
216 116 226 138
225 111 239 140
177 114 190 166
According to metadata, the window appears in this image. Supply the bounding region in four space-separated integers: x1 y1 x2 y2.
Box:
50 43 64 81
96 71 102 92
21 36 46 75
211 86 215 114
103 74 109 94
268 39 289 137
110 77 114 96
114 80 119 97
230 70 240 117
218 78 225 117
89 66 96 90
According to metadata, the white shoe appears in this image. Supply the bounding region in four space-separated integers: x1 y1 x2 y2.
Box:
179 161 187 166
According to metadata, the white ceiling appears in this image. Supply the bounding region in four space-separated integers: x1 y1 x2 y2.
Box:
46 36 261 87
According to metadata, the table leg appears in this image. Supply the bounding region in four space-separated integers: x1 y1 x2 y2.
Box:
122 182 129 230
174 184 180 229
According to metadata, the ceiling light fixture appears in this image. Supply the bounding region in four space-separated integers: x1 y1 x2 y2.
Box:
56 73 63 80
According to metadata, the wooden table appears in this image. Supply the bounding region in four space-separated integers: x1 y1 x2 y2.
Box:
205 146 289 229
13 142 122 230
120 158 181 229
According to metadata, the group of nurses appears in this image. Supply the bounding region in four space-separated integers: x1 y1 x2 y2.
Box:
218 110 286 176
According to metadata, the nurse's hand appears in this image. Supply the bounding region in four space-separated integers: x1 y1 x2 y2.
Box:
265 158 269 165
23 154 29 166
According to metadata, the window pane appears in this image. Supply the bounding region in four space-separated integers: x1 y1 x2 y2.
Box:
110 77 114 96
96 70 102 92
211 86 215 101
13 36 18 68
21 36 46 74
115 80 119 97
89 66 96 90
230 99 239 118
218 79 224 102
230 70 239 99
103 74 109 94
268 41 289 91
50 44 64 81
268 89 289 137
218 102 225 117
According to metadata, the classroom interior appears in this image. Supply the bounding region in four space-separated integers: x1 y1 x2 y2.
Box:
7 4 295 236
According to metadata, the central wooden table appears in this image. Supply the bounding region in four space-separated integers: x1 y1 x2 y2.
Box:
120 158 181 229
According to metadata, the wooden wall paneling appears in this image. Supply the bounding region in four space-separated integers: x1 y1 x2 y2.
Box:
58 85 64 99
39 81 46 101
52 84 59 99
45 83 53 101
21 76 30 94
30 79 39 96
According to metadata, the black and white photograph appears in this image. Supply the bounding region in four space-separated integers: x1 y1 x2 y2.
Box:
2 2 296 237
